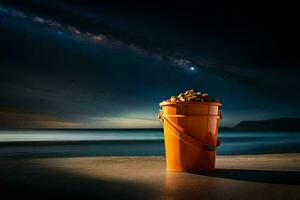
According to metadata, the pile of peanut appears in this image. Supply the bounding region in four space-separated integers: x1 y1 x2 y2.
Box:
167 89 220 102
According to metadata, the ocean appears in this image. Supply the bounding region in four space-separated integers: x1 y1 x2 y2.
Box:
0 129 300 158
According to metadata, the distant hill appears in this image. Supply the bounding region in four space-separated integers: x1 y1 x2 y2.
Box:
230 118 300 132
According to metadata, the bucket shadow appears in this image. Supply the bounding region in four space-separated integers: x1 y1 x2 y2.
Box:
195 169 300 185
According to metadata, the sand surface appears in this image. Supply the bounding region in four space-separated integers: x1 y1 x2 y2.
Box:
0 154 299 199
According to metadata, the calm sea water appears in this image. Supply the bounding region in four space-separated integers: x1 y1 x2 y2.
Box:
0 129 300 158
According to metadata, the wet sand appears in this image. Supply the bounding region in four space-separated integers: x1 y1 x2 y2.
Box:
0 154 299 200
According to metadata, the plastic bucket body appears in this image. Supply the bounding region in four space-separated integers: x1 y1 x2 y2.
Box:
160 101 222 172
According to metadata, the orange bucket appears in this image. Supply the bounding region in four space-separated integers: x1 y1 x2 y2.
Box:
159 101 222 172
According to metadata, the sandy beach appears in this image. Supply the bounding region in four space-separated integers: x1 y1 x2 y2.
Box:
0 153 299 200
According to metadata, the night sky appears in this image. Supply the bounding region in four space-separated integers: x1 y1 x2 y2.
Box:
0 0 299 128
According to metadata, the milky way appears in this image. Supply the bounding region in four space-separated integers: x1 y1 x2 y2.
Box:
0 5 200 73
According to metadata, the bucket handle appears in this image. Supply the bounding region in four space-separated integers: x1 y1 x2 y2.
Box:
159 113 220 151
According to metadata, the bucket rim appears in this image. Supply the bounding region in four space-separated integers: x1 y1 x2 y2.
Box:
159 101 222 107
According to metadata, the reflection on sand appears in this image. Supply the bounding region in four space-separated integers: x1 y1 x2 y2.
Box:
164 171 222 199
